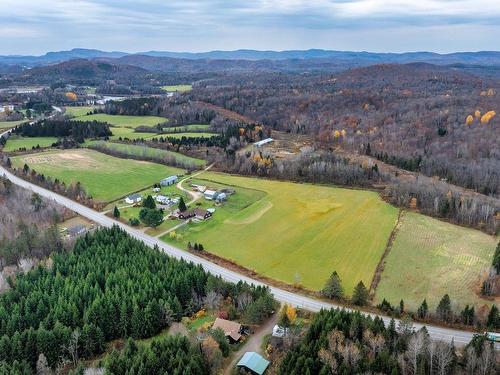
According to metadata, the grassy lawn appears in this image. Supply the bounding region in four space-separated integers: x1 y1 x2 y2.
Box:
107 127 160 140
163 124 211 132
375 212 498 311
160 132 218 139
0 119 26 130
161 85 192 92
11 149 184 202
2 136 58 152
72 113 168 128
162 172 398 294
64 106 95 118
86 140 205 167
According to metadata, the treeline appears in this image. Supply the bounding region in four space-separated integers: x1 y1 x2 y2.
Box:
13 119 111 142
0 226 276 373
0 176 64 268
278 308 498 375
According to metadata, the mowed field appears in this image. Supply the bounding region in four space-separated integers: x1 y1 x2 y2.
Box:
64 106 95 118
161 132 217 139
85 140 205 166
161 84 192 92
72 114 168 128
11 149 183 202
375 212 498 310
162 172 398 293
3 136 58 152
0 120 26 130
163 124 210 132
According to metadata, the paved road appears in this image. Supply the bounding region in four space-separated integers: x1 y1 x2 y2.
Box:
0 165 490 347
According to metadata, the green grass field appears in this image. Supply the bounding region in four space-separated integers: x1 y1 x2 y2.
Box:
162 172 398 293
86 140 205 166
161 85 192 92
106 127 160 140
375 212 498 310
72 114 168 128
64 106 95 118
163 124 211 133
0 119 26 130
3 136 58 152
11 149 183 202
159 132 218 139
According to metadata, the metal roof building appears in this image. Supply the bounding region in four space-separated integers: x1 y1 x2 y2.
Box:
160 175 178 186
236 352 270 375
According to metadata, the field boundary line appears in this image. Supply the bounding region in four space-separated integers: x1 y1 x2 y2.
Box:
369 209 406 298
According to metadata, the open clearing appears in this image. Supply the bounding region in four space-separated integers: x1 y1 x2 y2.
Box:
162 172 398 293
11 149 183 202
0 120 26 130
86 140 206 166
163 124 211 132
161 84 192 92
2 136 58 152
160 132 218 139
375 212 498 310
64 106 95 118
72 113 168 128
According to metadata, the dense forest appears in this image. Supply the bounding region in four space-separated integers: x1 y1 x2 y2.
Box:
278 308 498 375
188 64 500 197
13 119 111 143
0 226 275 373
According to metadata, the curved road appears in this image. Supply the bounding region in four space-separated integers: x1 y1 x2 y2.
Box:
0 165 489 347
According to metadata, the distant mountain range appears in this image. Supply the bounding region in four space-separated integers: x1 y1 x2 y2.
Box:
2 48 500 67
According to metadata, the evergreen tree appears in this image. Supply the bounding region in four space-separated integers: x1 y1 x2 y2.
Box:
113 206 120 218
178 197 187 212
492 242 500 274
486 304 499 329
399 299 404 314
417 299 428 319
436 294 452 322
351 281 368 306
143 195 156 209
321 271 344 300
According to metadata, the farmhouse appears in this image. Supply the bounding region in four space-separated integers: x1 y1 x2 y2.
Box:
125 193 142 204
236 352 270 375
66 224 87 238
254 138 274 147
212 318 243 343
178 208 212 221
160 175 178 186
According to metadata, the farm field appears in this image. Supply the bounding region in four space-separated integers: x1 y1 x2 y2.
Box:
2 136 58 152
64 106 95 118
163 124 211 132
106 127 160 140
160 132 218 139
0 119 26 130
10 149 183 202
85 140 205 166
72 113 168 128
161 84 192 92
375 212 498 311
162 172 399 293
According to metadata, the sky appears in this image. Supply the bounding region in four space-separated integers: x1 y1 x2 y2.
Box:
1 0 500 55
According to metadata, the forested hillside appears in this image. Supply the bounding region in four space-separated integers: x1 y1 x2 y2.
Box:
0 226 275 373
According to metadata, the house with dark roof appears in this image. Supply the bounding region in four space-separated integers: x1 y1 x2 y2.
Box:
212 318 243 343
125 193 142 204
178 208 212 221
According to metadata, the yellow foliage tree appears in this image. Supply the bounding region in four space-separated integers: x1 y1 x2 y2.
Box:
65 92 77 101
474 110 481 119
409 197 417 209
465 115 474 126
286 305 297 323
333 130 341 138
340 129 346 137
480 111 496 125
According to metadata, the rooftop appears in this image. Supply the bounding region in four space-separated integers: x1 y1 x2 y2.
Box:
237 352 270 375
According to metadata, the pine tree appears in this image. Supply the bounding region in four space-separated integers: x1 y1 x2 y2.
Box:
436 294 452 322
113 206 120 218
143 195 156 209
417 299 428 319
351 281 368 306
178 197 187 212
486 304 499 329
399 299 405 314
321 271 344 300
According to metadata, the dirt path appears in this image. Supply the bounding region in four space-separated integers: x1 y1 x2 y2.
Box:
223 313 278 375
176 163 214 204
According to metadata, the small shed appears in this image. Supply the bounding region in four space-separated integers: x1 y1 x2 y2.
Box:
236 352 270 375
253 138 274 148
215 192 227 202
204 189 217 200
160 175 178 186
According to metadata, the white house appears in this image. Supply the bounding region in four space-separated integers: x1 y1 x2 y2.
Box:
125 193 142 204
156 195 170 205
272 325 288 338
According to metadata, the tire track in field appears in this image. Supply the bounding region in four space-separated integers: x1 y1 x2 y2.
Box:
369 209 405 299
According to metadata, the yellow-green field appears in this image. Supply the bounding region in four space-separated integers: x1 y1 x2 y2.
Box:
106 127 160 140
375 212 498 310
0 120 26 130
2 136 58 152
64 106 95 118
161 85 192 92
162 172 399 293
163 124 210 133
72 113 168 128
11 149 183 202
159 132 217 139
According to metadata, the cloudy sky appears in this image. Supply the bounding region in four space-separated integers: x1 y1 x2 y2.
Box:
2 0 500 55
